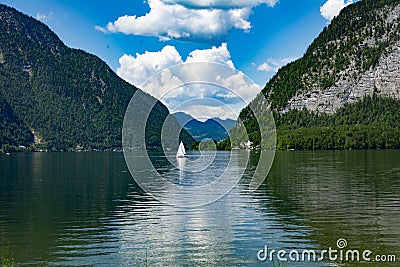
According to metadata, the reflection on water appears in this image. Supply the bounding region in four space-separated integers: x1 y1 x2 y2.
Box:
125 151 247 207
176 157 185 181
262 150 400 266
0 151 399 266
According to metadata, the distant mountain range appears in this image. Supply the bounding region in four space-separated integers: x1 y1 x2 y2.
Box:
0 4 194 152
173 112 236 142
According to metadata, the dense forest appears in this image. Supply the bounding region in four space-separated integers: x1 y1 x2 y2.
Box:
219 94 400 150
0 90 33 151
275 94 400 150
0 4 194 152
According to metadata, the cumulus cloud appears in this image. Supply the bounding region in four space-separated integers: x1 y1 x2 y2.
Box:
142 68 186 100
186 43 234 68
36 12 53 22
257 62 277 72
118 43 260 120
117 45 183 86
216 72 260 102
118 43 234 86
320 0 353 21
96 0 277 40
160 0 278 8
257 57 295 73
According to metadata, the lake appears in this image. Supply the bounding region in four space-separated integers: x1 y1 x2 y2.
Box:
0 151 399 266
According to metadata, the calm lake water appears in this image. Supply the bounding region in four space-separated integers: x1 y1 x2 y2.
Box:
0 150 399 266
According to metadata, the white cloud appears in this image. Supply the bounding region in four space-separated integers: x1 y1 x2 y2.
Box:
216 92 237 99
36 12 53 22
186 43 234 68
175 104 238 121
118 43 234 87
257 57 295 73
118 43 260 120
160 0 278 8
320 0 353 21
142 68 185 99
97 0 270 40
94 26 108 34
216 72 260 103
117 45 183 86
257 62 278 72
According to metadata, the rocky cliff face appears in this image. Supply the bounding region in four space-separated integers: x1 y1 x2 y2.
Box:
286 40 400 113
283 3 400 114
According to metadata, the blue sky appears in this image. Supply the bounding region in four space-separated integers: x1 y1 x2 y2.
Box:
1 0 354 119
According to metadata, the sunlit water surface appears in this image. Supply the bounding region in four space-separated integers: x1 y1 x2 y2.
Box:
0 150 399 266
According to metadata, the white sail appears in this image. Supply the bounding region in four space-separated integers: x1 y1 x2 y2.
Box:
176 141 186 158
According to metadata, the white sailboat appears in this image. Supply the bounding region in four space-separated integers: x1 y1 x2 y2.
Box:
176 141 186 158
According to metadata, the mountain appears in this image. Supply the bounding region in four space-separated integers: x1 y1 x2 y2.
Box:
173 112 236 142
173 112 195 127
236 0 400 150
211 117 237 131
0 4 194 152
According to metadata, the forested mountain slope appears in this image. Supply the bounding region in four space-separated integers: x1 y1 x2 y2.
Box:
236 0 400 150
0 4 193 152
